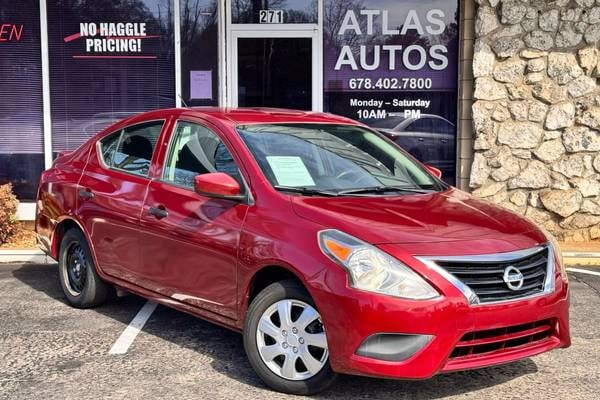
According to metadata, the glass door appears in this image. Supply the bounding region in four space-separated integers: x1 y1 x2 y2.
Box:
228 29 320 110
236 37 312 110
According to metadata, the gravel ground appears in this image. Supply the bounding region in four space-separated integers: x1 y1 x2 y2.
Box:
0 263 599 400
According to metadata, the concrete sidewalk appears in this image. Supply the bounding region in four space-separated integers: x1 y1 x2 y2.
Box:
560 242 600 267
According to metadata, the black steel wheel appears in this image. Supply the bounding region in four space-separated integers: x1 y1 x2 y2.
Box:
64 243 87 295
58 228 110 308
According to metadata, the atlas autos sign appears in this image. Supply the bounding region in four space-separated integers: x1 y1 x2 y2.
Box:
334 9 449 71
323 0 459 120
63 22 157 59
323 0 459 183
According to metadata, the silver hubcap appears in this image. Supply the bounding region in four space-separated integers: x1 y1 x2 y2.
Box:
256 299 328 381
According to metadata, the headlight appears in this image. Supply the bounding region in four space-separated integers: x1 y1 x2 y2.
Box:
543 229 568 282
318 229 439 300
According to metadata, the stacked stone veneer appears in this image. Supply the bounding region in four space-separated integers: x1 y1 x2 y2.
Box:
470 0 600 242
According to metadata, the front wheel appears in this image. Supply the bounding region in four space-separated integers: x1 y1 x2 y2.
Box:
243 280 337 395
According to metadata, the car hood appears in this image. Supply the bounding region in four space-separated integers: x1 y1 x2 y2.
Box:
291 188 546 254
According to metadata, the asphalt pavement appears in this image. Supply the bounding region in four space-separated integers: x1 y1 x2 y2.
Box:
1 263 599 400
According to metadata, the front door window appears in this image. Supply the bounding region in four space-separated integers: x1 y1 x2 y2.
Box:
162 121 242 188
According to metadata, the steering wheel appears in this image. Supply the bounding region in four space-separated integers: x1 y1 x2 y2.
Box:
335 170 373 186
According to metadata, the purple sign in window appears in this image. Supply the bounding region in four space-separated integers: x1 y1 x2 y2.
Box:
47 0 176 152
323 0 459 184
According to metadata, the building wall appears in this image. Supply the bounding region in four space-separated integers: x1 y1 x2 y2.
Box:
469 0 600 242
458 0 476 190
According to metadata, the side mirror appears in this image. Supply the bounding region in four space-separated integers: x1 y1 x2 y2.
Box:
194 173 245 201
424 164 442 179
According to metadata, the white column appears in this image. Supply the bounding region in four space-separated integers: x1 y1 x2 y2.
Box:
220 0 228 107
315 0 324 112
40 0 53 168
174 0 182 107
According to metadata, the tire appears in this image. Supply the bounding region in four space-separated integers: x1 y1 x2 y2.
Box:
58 228 110 308
243 280 337 395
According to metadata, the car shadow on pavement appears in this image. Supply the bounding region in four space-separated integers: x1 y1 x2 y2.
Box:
11 263 147 326
13 263 539 399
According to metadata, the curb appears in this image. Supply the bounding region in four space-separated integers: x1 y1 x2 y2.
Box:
563 252 600 267
564 258 600 267
0 249 51 264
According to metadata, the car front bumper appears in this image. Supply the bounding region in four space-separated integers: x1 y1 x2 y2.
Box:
311 252 570 380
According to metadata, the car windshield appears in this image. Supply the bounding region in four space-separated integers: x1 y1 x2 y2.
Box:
237 123 445 196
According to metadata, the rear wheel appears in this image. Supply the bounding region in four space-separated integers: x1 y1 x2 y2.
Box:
58 228 109 308
243 280 336 395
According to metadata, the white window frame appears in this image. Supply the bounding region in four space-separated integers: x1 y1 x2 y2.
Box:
223 0 323 111
174 0 182 107
17 1 54 221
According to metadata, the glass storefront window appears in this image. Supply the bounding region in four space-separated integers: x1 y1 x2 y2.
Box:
0 0 45 200
1 0 463 204
232 0 317 24
323 0 459 185
180 0 219 106
47 0 176 153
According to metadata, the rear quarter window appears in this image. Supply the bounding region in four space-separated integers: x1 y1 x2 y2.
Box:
99 131 121 167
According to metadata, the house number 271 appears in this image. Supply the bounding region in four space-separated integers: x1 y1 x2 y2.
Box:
259 9 284 24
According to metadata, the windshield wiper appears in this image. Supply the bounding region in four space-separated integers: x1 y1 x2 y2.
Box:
274 186 339 197
337 186 434 196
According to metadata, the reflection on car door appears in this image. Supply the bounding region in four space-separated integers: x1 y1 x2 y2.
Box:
429 117 456 184
76 120 164 280
138 120 248 319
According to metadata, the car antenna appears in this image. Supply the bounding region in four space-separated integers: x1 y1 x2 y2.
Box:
179 95 189 108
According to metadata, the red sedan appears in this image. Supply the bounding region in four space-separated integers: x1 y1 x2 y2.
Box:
36 108 570 394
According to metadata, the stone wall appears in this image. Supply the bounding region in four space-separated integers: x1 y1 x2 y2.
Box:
470 0 600 242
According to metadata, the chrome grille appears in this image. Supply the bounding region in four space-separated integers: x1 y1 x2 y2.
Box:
419 245 553 304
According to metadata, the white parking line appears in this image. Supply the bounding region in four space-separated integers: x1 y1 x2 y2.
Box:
567 268 600 278
109 301 157 355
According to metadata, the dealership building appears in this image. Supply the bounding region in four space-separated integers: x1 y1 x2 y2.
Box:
1 0 600 242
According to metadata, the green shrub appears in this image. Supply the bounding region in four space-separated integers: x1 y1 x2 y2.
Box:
0 183 19 244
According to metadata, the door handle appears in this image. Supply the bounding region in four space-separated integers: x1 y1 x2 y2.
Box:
79 188 94 200
148 205 168 219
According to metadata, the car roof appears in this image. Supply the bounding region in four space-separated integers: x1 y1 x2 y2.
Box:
123 107 359 128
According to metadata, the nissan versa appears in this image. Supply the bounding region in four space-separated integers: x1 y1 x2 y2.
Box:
35 108 570 395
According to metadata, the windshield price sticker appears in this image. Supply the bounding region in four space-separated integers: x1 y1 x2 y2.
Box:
266 156 315 187
259 10 284 24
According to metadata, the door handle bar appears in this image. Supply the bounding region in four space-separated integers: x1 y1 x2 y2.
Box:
148 206 168 219
79 188 94 200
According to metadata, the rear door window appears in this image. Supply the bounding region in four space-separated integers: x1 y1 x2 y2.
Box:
99 120 164 177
